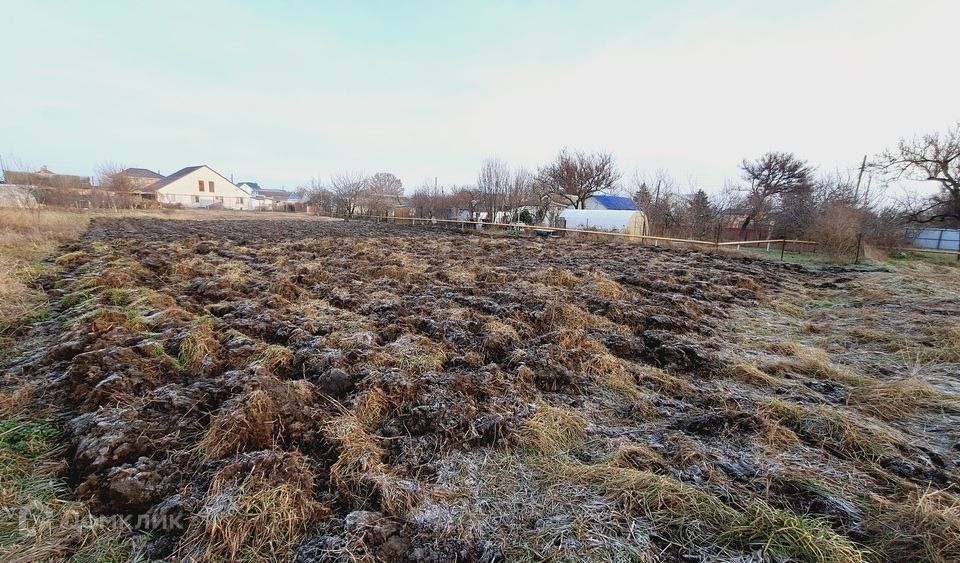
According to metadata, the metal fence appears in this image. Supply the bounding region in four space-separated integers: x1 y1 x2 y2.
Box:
904 227 960 252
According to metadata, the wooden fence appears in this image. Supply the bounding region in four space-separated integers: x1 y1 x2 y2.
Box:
354 214 820 258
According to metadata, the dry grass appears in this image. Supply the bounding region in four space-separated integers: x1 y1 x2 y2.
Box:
269 274 302 299
765 399 900 461
535 266 580 288
200 390 281 459
849 374 960 420
216 261 252 289
199 378 314 460
585 271 627 300
324 388 419 516
727 362 778 386
437 450 661 561
258 344 294 374
53 250 86 266
375 334 446 375
171 255 216 278
179 451 328 562
520 405 586 455
864 489 960 563
541 300 626 336
765 342 860 383
0 209 90 343
611 442 668 472
589 353 645 399
560 462 865 562
917 324 960 363
480 319 521 361
0 208 89 258
179 317 218 372
548 329 643 398
775 301 807 319
635 365 697 397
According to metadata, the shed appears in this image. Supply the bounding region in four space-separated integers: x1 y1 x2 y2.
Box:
558 209 648 235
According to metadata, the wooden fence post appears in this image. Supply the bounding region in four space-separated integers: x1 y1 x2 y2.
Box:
854 233 863 264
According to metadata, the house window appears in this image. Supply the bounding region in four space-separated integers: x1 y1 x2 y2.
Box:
198 180 205 191
238 197 244 204
215 196 223 203
209 181 215 192
193 195 200 203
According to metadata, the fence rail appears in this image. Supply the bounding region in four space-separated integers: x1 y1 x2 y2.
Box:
354 214 819 257
716 238 818 247
896 246 960 257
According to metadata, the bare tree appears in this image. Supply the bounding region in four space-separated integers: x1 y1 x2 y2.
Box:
738 152 814 238
450 185 481 220
303 177 335 215
361 172 403 216
477 158 511 221
632 170 683 235
410 180 448 219
507 167 534 221
367 172 403 197
329 172 368 216
95 161 131 190
874 122 960 225
535 148 621 209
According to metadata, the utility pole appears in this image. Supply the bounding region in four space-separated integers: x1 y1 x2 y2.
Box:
854 155 867 206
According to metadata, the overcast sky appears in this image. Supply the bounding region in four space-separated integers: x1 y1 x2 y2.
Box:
2 0 958 194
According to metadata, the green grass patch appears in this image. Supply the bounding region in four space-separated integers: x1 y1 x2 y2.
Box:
0 417 57 456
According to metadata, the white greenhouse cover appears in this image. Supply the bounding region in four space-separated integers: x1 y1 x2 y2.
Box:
0 185 38 208
559 209 640 232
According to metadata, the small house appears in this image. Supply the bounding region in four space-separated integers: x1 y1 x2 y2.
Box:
117 168 164 190
137 165 251 209
3 166 92 189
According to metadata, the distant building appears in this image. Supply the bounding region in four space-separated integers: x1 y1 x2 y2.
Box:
356 193 409 216
239 184 296 210
582 195 639 211
236 182 261 193
3 166 91 189
135 165 251 209
116 168 164 190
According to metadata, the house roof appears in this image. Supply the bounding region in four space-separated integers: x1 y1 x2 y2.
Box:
121 167 164 179
237 181 261 192
258 189 292 200
591 195 638 211
140 165 247 196
139 165 204 192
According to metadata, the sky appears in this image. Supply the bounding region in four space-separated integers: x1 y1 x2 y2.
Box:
2 0 958 195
